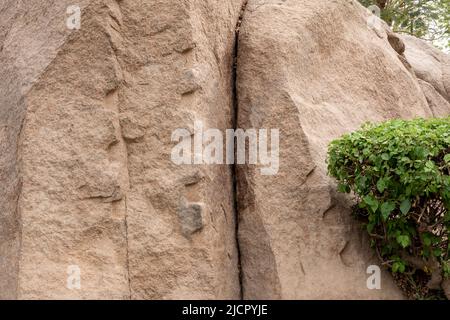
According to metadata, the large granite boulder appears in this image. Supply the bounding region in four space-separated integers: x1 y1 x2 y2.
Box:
0 0 244 299
236 0 434 299
1 0 448 300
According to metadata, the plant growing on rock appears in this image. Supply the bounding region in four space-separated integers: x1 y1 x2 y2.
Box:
327 117 450 299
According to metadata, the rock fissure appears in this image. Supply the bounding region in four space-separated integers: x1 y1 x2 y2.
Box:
1 0 449 300
232 0 249 300
124 195 132 300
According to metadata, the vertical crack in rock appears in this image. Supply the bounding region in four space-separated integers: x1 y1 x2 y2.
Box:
104 0 133 299
232 0 249 301
12 115 26 300
124 195 132 300
104 84 132 299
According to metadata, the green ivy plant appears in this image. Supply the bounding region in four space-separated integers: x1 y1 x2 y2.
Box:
327 117 450 299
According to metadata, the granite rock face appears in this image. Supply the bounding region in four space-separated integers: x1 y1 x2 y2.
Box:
236 0 435 300
0 0 243 299
0 0 93 300
401 34 450 116
0 0 449 300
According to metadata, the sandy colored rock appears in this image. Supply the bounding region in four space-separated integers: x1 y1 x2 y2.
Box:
236 0 436 300
0 0 92 300
0 0 244 299
119 0 244 300
1 0 449 301
417 79 450 117
401 34 450 102
400 34 450 116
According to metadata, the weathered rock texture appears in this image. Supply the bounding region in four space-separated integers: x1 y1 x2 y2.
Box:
236 0 439 299
1 0 449 300
0 0 92 300
400 34 450 116
1 0 244 299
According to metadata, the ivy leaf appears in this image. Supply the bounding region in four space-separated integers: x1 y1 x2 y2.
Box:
396 235 410 248
425 161 435 171
356 175 368 191
367 222 376 234
444 154 450 163
363 195 379 213
381 153 390 161
433 249 443 257
400 199 411 215
392 261 406 273
443 262 450 278
377 178 387 193
338 183 350 193
380 201 395 221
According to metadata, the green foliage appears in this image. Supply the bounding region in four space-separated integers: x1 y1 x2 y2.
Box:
359 0 450 51
327 117 450 290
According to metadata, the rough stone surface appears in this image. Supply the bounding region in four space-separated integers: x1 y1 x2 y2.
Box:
236 0 435 300
0 0 92 300
1 0 449 301
401 34 450 116
1 0 243 299
417 79 450 117
401 34 450 102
